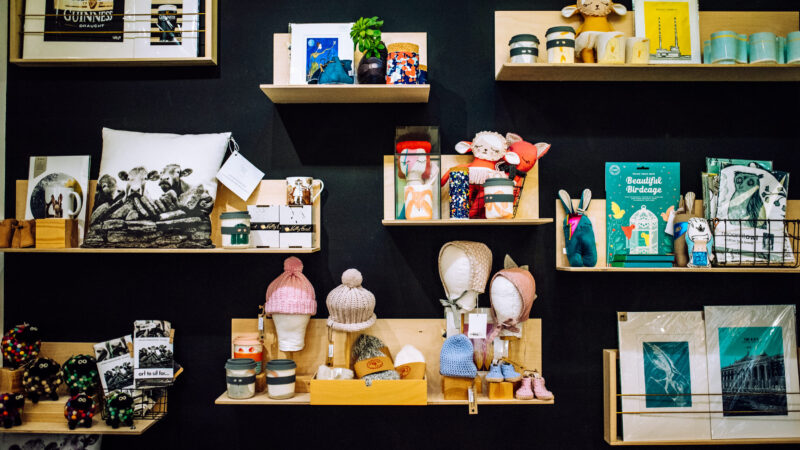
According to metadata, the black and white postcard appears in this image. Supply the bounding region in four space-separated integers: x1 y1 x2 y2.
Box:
94 335 134 393
133 320 174 387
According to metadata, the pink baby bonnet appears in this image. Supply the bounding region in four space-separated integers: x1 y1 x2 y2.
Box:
265 257 317 315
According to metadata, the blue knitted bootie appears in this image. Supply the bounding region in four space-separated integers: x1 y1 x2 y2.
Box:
501 362 522 382
486 363 504 383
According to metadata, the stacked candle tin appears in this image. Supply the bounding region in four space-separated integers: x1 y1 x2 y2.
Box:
509 34 539 63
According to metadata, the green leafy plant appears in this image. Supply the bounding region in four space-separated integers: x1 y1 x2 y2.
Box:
351 16 385 59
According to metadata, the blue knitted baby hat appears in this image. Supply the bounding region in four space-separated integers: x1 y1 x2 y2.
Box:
439 334 477 379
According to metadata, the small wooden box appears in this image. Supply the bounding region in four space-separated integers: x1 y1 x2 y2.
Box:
488 381 515 400
255 372 267 393
310 378 427 405
441 375 481 400
35 218 78 248
0 367 24 392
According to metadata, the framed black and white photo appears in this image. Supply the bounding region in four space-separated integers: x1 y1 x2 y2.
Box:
133 0 200 58
704 305 800 439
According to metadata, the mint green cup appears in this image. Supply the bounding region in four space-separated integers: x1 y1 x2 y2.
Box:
710 31 737 64
777 36 786 64
788 31 800 64
750 32 778 64
736 34 748 64
703 40 711 64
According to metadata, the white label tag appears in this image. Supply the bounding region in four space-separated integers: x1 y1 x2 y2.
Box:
562 247 567 254
216 151 265 201
328 344 334 358
467 313 487 339
493 338 508 359
258 317 264 331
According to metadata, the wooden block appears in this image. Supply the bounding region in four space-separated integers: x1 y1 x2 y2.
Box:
255 372 267 393
310 379 427 405
441 375 478 400
0 367 24 392
488 381 514 400
35 219 79 248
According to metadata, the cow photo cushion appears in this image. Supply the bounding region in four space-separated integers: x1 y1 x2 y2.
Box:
83 128 231 248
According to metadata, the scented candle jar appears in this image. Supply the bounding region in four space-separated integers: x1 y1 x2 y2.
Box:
266 359 297 400
220 211 251 249
546 26 576 64
483 178 515 219
225 358 256 399
509 34 539 63
233 333 263 373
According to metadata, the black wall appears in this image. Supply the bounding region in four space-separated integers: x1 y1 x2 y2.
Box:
5 1 800 448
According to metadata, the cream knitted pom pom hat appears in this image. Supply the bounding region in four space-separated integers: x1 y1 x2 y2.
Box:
326 269 377 332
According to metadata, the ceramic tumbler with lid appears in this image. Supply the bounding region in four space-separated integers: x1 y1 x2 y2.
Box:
266 359 297 400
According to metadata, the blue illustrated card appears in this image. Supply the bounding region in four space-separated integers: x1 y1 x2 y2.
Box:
306 38 338 82
643 341 692 408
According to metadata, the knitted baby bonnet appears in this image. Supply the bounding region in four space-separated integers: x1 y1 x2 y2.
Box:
438 241 493 297
351 334 399 381
439 334 477 379
490 268 535 329
326 269 377 332
265 257 317 315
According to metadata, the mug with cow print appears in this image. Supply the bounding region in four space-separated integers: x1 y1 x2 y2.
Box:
83 128 230 248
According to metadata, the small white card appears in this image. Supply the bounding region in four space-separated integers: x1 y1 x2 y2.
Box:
467 313 487 339
216 151 265 201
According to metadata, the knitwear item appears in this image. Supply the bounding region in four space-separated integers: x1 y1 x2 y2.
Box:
326 269 377 332
394 345 425 367
489 268 535 334
351 335 400 381
439 334 477 379
438 241 493 297
265 257 317 315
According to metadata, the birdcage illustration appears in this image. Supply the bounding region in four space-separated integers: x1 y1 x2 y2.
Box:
629 206 658 254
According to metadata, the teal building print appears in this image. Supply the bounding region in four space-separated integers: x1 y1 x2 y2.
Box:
643 341 692 408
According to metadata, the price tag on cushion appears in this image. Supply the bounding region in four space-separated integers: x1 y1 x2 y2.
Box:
216 150 265 201
467 313 487 339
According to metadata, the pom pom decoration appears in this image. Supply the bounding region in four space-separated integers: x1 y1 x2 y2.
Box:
0 392 26 428
64 393 95 430
341 269 363 288
62 354 101 396
22 357 64 403
2 323 41 369
105 390 135 429
283 256 304 274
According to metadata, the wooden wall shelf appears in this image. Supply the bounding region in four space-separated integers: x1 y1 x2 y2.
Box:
1 342 166 435
555 199 800 273
263 33 429 104
604 349 800 446
215 318 553 408
383 155 550 225
9 0 218 67
495 11 800 82
9 179 321 254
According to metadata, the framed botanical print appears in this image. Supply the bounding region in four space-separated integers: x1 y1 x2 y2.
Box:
633 0 701 64
704 305 800 439
618 311 711 441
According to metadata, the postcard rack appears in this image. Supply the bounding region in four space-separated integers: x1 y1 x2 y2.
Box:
494 11 800 82
555 199 800 273
382 155 553 226
6 179 321 254
260 32 430 104
215 317 553 410
9 0 218 66
0 342 172 435
603 348 800 446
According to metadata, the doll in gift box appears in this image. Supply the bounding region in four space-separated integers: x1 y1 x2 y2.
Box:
441 132 522 219
397 140 439 220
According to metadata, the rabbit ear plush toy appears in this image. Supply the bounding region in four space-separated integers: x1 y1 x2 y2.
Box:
558 189 598 267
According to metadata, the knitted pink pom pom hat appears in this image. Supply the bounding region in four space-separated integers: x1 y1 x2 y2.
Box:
264 257 317 315
326 269 376 332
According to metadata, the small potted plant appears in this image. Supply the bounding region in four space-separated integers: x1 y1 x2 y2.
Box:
351 16 387 84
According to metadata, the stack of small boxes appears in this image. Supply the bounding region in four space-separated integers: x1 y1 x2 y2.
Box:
247 205 313 248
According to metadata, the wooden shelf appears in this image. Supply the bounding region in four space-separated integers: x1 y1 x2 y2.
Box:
260 84 430 104
9 0 218 67
604 349 800 445
426 391 553 406
264 32 429 104
495 11 800 82
13 179 321 253
382 218 553 226
215 392 311 405
383 155 549 225
215 391 554 406
555 199 800 273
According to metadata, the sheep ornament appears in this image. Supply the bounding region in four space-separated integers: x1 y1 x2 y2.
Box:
562 0 627 63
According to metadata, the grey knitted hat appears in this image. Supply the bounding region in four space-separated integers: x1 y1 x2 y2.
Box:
326 269 377 332
352 334 400 381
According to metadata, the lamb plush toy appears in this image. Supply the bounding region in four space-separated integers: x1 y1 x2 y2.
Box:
562 0 627 63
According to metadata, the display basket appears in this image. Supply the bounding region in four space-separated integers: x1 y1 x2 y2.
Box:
712 218 800 268
99 387 169 422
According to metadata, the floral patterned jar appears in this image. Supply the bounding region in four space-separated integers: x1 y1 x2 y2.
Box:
386 43 420 85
